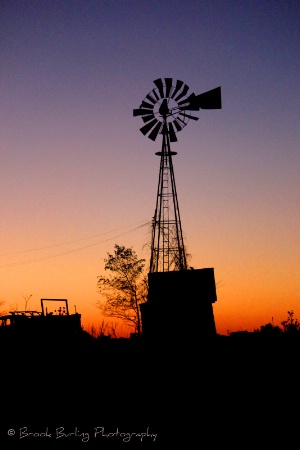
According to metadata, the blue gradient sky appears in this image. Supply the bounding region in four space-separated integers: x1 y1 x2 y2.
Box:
1 0 299 335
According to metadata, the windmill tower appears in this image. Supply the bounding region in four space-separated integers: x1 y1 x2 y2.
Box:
133 78 222 341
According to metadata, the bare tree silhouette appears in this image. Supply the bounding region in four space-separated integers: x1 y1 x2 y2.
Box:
97 244 148 336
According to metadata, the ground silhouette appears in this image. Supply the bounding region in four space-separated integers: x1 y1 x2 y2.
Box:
1 327 299 448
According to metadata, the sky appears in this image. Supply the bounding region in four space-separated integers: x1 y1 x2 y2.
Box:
1 0 299 336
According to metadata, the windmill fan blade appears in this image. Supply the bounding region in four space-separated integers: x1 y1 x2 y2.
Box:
164 78 173 98
174 83 189 102
133 108 154 117
168 123 177 142
152 90 160 101
179 112 199 121
177 117 186 126
171 80 184 99
178 93 199 111
141 100 154 109
196 87 222 109
173 119 183 132
146 93 156 104
148 121 162 141
142 114 155 123
140 119 158 136
153 78 164 98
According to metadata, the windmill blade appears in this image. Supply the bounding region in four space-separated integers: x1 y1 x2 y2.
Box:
179 112 199 121
196 86 222 109
168 123 178 142
148 121 162 141
174 83 189 102
146 93 156 104
176 116 187 126
153 78 165 98
152 89 160 101
142 114 155 123
173 119 183 132
171 79 184 99
164 78 173 98
133 108 154 117
140 119 158 136
178 93 199 111
141 100 154 109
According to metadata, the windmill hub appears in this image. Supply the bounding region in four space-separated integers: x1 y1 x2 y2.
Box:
158 98 170 118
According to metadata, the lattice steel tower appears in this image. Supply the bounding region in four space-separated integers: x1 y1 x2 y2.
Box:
150 119 187 272
133 78 221 273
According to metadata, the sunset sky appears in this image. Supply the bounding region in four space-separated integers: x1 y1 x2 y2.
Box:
1 0 299 336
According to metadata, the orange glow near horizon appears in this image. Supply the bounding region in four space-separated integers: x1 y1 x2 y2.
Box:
1 218 299 339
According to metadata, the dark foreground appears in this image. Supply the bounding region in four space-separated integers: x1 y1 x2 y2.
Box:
1 334 299 449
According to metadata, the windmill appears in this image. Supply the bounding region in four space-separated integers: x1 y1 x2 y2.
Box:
134 78 222 341
133 77 222 273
